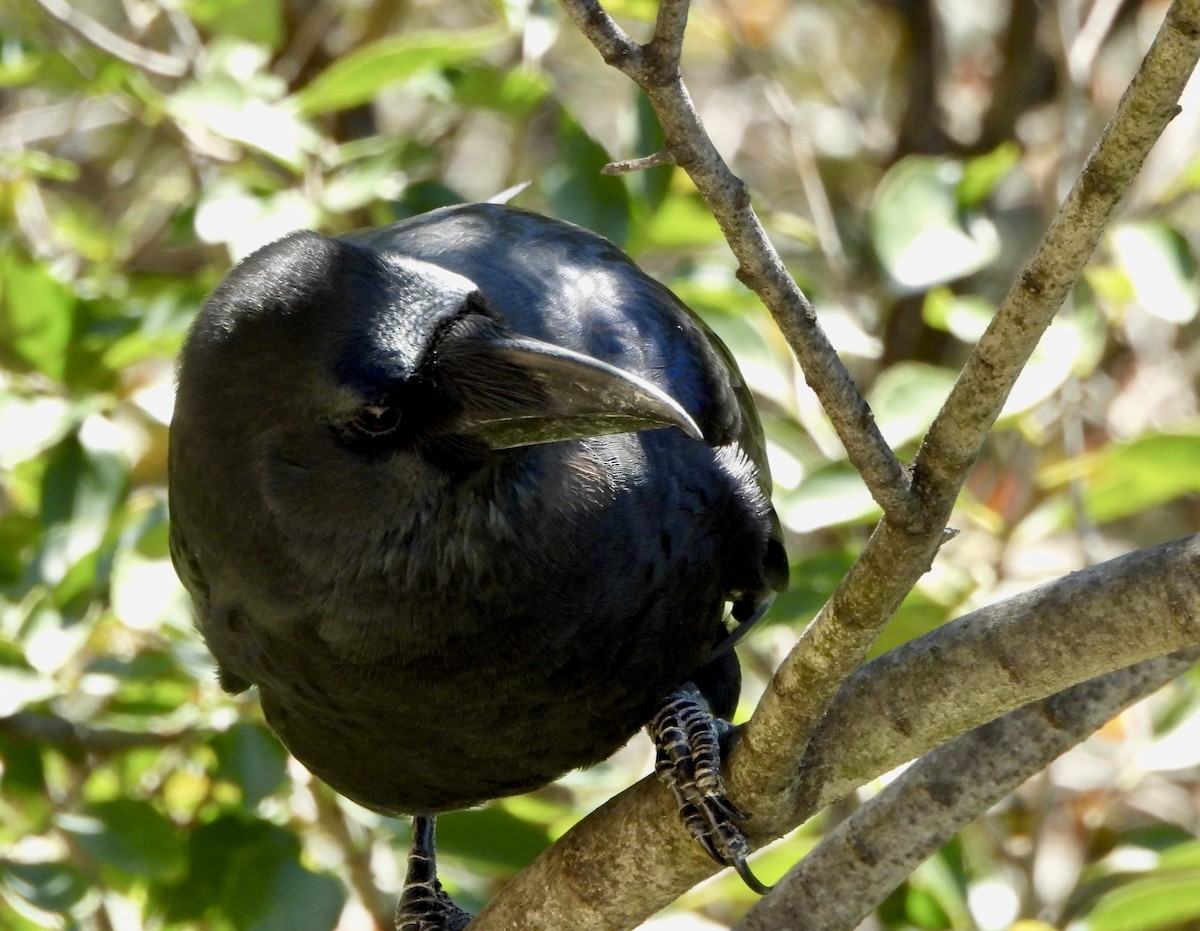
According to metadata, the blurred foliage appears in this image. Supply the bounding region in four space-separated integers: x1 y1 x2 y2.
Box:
1 0 1199 929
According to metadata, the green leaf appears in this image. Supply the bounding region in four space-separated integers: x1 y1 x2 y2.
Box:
628 92 673 217
872 156 1000 292
922 287 994 343
154 816 344 931
183 0 284 49
449 65 549 116
1077 434 1200 524
767 547 858 627
1110 222 1199 324
436 806 552 871
0 860 89 914
294 29 503 115
0 252 77 381
635 192 724 250
544 110 632 246
1085 872 1200 931
234 856 344 931
35 433 126 588
870 588 954 657
211 722 288 809
0 149 80 182
58 799 186 882
1160 839 1200 870
957 142 1020 209
777 463 880 532
867 362 957 449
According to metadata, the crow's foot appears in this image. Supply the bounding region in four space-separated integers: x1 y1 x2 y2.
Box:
648 685 772 895
395 815 472 931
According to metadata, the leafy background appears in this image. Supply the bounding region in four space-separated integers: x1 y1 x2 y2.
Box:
1 0 1199 929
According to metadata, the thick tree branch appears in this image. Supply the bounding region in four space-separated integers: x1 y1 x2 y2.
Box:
557 0 917 527
730 0 1200 830
471 535 1200 930
736 646 1200 931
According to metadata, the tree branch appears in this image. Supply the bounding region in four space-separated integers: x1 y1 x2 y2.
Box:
911 0 1200 512
729 0 1200 830
32 0 188 78
470 535 1200 930
0 711 194 752
735 645 1200 931
557 0 917 527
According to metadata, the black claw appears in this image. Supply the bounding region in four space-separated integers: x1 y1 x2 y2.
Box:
648 685 770 896
732 856 774 896
709 794 746 824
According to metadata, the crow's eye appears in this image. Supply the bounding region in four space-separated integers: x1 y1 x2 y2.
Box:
349 404 402 437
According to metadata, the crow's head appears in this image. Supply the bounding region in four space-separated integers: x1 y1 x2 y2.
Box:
177 230 700 471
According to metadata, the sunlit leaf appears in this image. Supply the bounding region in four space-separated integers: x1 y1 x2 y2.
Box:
184 0 284 49
0 253 76 381
868 362 957 449
872 156 1000 291
1001 307 1103 417
0 395 74 471
294 29 503 115
0 664 57 717
1111 222 1199 324
777 463 879 532
167 82 321 171
0 149 80 182
1048 434 1200 524
957 142 1020 209
193 182 322 260
922 287 994 343
1085 872 1200 931
635 192 724 250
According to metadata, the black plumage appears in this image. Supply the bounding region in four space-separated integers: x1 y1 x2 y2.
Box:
169 203 787 920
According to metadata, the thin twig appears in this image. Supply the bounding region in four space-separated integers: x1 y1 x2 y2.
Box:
0 711 193 751
311 786 395 928
33 0 188 78
557 0 918 527
601 150 675 175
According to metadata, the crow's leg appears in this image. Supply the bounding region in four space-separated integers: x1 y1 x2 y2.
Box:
395 815 472 931
647 683 772 895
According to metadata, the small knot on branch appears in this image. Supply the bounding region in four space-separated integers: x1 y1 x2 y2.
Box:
602 150 676 175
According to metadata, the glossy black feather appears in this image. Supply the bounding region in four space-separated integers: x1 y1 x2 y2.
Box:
169 203 786 814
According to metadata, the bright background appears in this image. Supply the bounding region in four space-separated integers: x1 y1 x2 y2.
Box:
1 0 1199 928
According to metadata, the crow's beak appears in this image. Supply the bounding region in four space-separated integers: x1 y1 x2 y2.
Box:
452 333 703 450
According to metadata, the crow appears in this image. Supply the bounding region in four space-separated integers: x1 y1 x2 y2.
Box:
169 202 787 929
